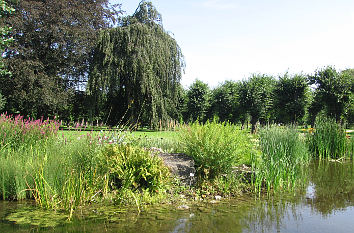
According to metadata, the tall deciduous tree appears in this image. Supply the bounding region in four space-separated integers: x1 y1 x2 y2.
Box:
273 73 309 124
239 74 275 133
210 80 240 123
88 1 184 127
0 0 14 111
308 66 352 124
0 0 119 118
341 69 354 124
184 80 210 123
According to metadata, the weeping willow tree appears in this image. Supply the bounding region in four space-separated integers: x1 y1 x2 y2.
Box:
88 1 184 127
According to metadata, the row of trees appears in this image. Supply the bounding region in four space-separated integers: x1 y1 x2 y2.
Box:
0 1 353 129
183 67 353 132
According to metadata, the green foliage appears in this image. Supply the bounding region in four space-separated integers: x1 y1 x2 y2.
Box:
252 126 310 193
274 73 309 124
308 117 347 159
184 80 210 122
239 74 275 133
0 92 5 111
308 66 352 123
100 145 170 191
210 80 241 123
0 116 172 214
179 120 252 179
0 0 14 76
88 1 184 127
1 0 119 118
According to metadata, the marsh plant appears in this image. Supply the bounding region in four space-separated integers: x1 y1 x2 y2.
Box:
0 113 60 149
178 120 253 179
0 115 171 216
308 117 347 159
252 126 310 193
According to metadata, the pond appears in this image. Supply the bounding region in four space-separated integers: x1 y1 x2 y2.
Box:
1 160 353 233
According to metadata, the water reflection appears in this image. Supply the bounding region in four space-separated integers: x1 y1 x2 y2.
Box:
243 160 354 233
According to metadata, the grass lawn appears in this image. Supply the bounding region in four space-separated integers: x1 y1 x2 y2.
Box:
129 130 178 140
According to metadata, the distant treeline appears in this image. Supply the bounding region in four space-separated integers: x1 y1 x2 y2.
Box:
0 0 353 130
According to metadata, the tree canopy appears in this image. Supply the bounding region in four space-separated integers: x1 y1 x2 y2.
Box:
184 80 210 123
239 74 275 133
0 0 14 110
0 0 119 118
88 1 184 127
210 81 240 123
308 66 352 123
273 73 309 124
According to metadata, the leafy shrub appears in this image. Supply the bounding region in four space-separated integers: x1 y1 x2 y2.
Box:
308 117 347 159
252 125 310 193
100 145 170 192
178 120 251 179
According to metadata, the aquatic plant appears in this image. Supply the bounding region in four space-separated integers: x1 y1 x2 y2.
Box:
252 125 310 193
308 117 347 159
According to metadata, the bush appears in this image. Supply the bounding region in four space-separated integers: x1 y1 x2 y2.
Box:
100 145 170 192
178 120 251 179
252 125 310 193
308 117 347 159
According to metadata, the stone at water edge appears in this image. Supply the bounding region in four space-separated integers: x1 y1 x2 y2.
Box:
177 205 190 210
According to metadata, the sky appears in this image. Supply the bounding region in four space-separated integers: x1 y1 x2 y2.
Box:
111 0 354 88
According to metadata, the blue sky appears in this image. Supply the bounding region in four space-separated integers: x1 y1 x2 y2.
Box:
111 0 354 88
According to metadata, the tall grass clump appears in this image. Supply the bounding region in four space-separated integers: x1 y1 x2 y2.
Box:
252 126 310 193
348 136 354 159
308 117 347 159
178 120 252 179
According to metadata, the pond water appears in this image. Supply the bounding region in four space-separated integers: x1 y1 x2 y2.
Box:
1 161 353 233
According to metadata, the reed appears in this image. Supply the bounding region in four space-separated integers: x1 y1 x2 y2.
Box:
308 117 347 159
252 125 310 194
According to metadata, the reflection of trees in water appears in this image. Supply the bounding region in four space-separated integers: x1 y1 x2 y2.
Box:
241 193 305 233
308 161 354 216
240 161 354 232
